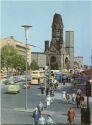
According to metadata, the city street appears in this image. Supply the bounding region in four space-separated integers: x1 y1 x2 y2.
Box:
1 83 83 125
1 1 92 125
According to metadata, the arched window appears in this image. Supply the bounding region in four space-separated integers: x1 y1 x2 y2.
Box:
65 57 68 64
51 56 56 63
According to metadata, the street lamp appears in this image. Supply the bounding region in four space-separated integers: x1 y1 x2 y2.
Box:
21 25 32 110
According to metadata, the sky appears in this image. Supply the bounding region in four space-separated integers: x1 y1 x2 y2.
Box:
1 1 92 66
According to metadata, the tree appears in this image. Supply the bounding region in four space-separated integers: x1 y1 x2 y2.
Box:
1 45 17 73
12 54 26 74
1 45 26 74
30 60 39 70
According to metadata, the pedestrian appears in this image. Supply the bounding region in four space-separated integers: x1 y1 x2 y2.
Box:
50 88 54 103
46 114 54 124
38 113 45 124
46 95 51 107
54 79 57 85
41 87 45 94
50 87 54 96
67 107 76 124
54 83 57 90
77 88 82 96
66 94 70 103
72 93 76 104
62 91 67 103
63 80 65 85
76 94 80 108
46 87 49 96
33 107 40 125
68 94 72 104
38 101 44 113
79 95 84 108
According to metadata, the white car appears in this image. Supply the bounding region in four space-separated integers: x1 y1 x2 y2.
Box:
6 84 20 94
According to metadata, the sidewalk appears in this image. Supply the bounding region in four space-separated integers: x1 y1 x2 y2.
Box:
14 84 91 125
14 107 81 124
14 107 54 115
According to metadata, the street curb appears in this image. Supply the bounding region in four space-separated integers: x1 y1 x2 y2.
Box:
14 108 34 113
14 108 55 115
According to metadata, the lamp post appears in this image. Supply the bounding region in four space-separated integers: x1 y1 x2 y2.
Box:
91 49 92 68
21 25 32 110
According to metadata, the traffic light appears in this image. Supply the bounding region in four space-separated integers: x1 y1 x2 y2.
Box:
86 81 91 97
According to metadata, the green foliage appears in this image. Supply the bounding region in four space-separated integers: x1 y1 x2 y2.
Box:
30 60 39 70
1 45 17 69
1 45 26 74
12 54 26 73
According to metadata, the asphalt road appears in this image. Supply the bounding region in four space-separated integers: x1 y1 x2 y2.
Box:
1 83 87 124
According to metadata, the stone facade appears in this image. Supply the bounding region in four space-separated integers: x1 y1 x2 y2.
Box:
0 36 32 65
31 52 46 68
45 13 74 70
32 13 74 70
65 31 74 69
74 56 84 68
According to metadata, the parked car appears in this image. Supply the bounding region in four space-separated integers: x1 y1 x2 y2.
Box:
6 84 20 94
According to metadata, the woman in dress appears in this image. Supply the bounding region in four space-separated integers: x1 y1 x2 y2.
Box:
67 107 76 124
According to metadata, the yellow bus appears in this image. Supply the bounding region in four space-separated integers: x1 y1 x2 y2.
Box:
31 70 45 85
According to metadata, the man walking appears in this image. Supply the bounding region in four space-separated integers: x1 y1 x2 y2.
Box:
38 101 44 113
33 107 40 124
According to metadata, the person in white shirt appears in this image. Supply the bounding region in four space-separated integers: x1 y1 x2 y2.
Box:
38 101 44 113
38 114 45 124
62 91 67 103
46 115 54 124
46 95 51 107
72 93 76 104
77 89 82 95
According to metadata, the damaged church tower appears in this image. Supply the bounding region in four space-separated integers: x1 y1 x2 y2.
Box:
45 13 74 70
